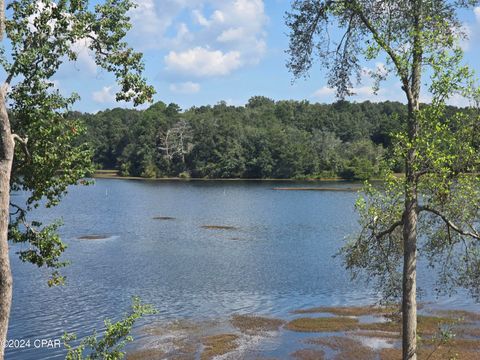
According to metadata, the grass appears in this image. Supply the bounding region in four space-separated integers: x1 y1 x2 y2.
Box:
126 348 165 360
351 330 400 339
286 309 473 336
358 320 400 333
286 317 360 332
200 334 239 360
201 225 238 230
307 336 377 360
291 349 326 360
416 315 465 336
128 305 480 359
379 345 480 360
77 235 109 240
272 187 359 192
230 314 285 334
293 305 398 317
433 309 480 322
455 326 480 337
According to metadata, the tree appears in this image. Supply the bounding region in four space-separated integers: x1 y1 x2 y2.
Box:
158 119 193 166
63 297 156 360
286 1 480 359
0 1 154 358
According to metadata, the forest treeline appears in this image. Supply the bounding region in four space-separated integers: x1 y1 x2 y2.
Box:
76 96 457 180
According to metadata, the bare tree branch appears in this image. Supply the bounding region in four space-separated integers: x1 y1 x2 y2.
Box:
12 134 30 159
419 206 480 240
371 219 404 239
348 0 411 98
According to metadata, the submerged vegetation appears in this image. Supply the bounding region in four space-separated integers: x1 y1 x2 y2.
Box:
201 225 238 230
200 334 239 360
126 305 480 359
77 235 111 240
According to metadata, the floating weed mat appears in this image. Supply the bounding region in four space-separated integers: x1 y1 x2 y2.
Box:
285 317 360 332
231 315 285 335
306 336 377 360
77 234 111 240
272 187 360 192
291 348 326 359
127 306 480 359
201 225 239 230
127 316 281 360
292 305 398 317
201 334 239 360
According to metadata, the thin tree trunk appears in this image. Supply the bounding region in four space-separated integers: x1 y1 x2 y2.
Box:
0 87 14 360
402 0 422 355
0 0 4 40
402 195 418 360
402 97 420 360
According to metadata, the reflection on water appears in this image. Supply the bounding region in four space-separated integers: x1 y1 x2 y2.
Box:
6 179 477 359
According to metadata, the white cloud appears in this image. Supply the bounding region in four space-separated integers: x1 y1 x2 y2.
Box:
70 38 97 75
93 86 116 103
458 25 471 51
25 1 97 75
130 0 165 35
169 81 201 94
312 86 335 99
374 62 388 78
27 1 61 33
212 10 225 24
445 93 471 108
193 9 210 27
461 7 480 51
350 82 404 103
312 67 406 103
353 86 379 97
165 47 242 77
129 1 268 76
217 27 245 42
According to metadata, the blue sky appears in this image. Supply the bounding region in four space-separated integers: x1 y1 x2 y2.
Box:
50 1 480 112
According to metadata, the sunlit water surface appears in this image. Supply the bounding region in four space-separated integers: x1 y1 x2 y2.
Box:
6 179 478 359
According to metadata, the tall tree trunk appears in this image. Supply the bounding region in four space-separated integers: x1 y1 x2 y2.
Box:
0 87 14 360
402 97 420 360
0 0 4 40
402 192 418 360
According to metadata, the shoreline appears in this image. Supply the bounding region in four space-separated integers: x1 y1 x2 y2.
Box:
92 170 370 182
127 304 480 360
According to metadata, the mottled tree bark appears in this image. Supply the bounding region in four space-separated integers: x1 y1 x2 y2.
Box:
0 0 4 40
402 142 418 360
0 86 14 360
402 2 422 356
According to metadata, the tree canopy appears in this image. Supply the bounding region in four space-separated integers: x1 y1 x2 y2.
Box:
286 1 480 359
0 1 154 358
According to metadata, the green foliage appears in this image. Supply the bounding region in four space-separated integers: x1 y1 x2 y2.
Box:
81 99 410 180
4 0 154 282
341 92 480 301
63 297 157 360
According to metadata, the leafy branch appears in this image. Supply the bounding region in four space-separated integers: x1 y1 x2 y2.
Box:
63 297 157 360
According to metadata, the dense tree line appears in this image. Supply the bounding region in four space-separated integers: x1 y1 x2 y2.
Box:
78 97 421 179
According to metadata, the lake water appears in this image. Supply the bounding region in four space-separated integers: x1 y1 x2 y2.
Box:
6 179 478 359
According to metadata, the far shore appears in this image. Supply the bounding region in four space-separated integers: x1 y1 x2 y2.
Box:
92 169 393 182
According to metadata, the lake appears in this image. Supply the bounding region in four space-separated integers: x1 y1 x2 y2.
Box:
6 179 478 359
